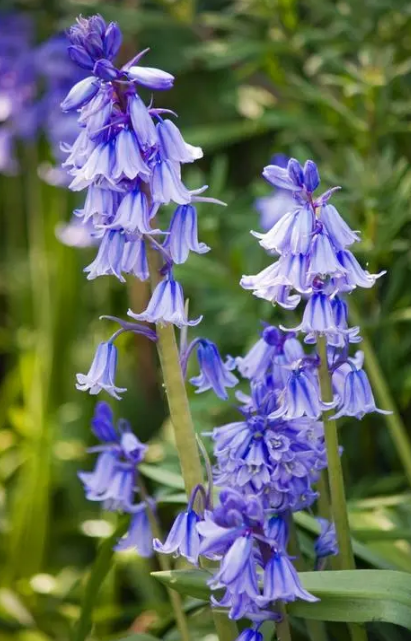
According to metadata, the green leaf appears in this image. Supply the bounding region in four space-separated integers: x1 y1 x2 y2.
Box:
139 464 185 491
72 517 129 641
116 634 158 641
152 569 411 629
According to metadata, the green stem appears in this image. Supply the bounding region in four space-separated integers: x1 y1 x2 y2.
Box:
138 479 190 641
318 337 355 569
288 518 328 641
350 303 411 488
145 244 238 641
146 247 203 497
318 337 368 641
316 471 331 521
276 604 293 641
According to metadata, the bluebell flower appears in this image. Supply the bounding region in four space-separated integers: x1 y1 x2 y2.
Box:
128 93 158 149
121 237 149 281
157 119 202 163
151 158 192 205
76 341 126 399
78 451 118 499
332 366 390 419
315 518 338 561
128 277 202 327
154 508 201 564
164 205 210 264
79 402 148 513
235 628 263 641
126 64 174 90
56 215 97 248
189 339 238 400
115 503 154 557
319 204 360 249
112 128 150 182
263 550 318 603
269 368 331 420
104 188 159 236
84 230 125 282
254 204 314 255
91 401 117 441
335 249 384 291
61 76 99 112
266 515 289 550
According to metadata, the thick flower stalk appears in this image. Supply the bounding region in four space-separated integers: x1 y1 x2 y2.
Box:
63 14 237 640
240 156 390 640
156 325 337 640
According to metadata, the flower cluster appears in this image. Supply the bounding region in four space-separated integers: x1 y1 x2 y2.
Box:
155 326 334 634
0 13 84 179
154 158 390 637
64 15 227 400
79 401 154 557
242 157 389 422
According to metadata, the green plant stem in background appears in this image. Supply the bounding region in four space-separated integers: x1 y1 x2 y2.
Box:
288 518 329 641
317 337 368 641
350 303 411 488
145 243 238 641
137 479 190 641
276 604 293 641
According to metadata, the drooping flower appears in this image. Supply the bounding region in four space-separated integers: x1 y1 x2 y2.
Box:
115 503 154 557
76 342 126 399
154 508 201 564
189 339 238 400
128 277 202 328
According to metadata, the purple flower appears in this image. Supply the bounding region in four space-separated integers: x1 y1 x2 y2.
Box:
84 230 125 282
235 629 263 641
254 204 314 255
61 76 99 111
154 509 201 564
91 401 118 441
121 237 149 281
115 503 154 557
128 277 202 327
151 158 192 205
128 93 158 149
76 341 126 399
104 188 158 235
112 128 150 182
190 339 238 400
315 518 338 561
79 402 148 512
263 550 318 603
127 65 174 90
164 205 210 264
157 120 202 163
332 366 390 419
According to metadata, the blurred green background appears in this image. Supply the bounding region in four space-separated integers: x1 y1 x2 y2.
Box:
2 0 411 640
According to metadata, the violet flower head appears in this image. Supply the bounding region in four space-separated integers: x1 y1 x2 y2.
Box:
61 13 222 389
76 341 126 399
79 402 147 511
115 503 154 557
315 518 338 563
189 339 238 400
79 402 155 557
154 508 201 564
